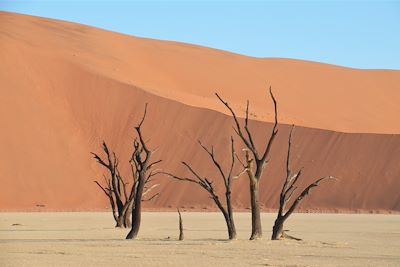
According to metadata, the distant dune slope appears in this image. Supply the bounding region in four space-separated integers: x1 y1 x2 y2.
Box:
0 12 399 212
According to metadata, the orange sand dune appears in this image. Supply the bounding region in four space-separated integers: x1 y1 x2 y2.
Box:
1 11 400 134
0 12 399 212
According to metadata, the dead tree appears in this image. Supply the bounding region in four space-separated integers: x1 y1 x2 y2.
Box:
272 125 333 240
216 87 278 240
164 137 239 240
92 143 133 228
92 104 160 233
126 104 161 239
177 208 184 241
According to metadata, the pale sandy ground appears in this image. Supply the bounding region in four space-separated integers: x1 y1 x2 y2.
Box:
0 212 399 267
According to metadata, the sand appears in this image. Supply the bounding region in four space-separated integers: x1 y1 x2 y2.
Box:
1 11 400 134
0 212 399 267
0 11 399 213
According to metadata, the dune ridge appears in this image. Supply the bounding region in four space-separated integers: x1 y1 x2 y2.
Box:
0 11 399 212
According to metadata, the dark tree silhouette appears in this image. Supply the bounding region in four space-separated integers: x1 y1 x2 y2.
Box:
163 137 240 240
92 143 133 228
216 87 278 240
272 125 334 240
92 104 160 234
126 104 161 239
177 208 184 241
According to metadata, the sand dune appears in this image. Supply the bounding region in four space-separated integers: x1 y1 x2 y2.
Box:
1 11 400 134
0 11 399 212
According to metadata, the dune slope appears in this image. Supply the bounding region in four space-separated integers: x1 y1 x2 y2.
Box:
0 12 399 212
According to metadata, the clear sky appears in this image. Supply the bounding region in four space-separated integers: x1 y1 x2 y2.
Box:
1 0 399 69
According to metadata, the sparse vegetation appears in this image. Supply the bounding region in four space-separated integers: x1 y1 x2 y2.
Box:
93 91 334 242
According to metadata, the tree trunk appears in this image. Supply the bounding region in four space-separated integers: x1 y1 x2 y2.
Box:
226 191 237 240
220 211 236 240
220 212 236 240
114 191 125 228
123 201 133 228
116 215 125 228
271 216 284 240
126 177 145 239
115 201 133 228
114 175 124 217
249 178 262 240
227 218 237 240
177 209 184 241
126 204 141 239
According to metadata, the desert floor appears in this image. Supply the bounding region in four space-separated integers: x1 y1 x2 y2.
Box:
0 212 399 267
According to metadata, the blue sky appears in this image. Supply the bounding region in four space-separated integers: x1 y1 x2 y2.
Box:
1 0 399 69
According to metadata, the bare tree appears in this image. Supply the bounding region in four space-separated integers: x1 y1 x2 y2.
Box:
126 104 161 239
163 137 239 240
177 208 184 241
92 143 133 228
92 104 160 234
216 87 278 240
272 125 334 240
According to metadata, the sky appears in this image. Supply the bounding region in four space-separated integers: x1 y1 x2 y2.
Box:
1 0 399 70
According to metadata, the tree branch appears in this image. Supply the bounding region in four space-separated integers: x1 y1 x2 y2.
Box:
94 180 111 196
135 103 150 159
142 192 160 202
138 103 148 129
181 161 207 185
198 140 227 186
91 152 109 169
146 160 162 171
283 176 334 220
244 100 257 153
260 87 278 163
215 93 258 158
162 171 201 185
